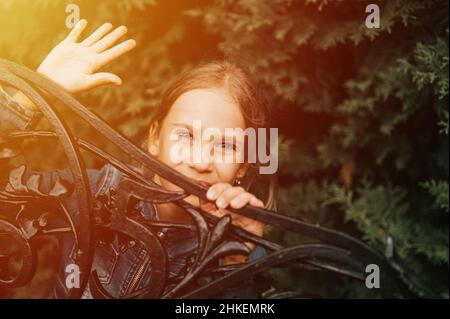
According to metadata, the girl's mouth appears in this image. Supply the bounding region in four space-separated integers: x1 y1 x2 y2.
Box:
193 179 212 188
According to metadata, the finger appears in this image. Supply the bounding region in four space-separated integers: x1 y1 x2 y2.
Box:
66 19 88 42
215 186 245 209
230 192 254 209
199 198 218 213
86 72 122 88
97 39 136 68
206 183 231 201
245 242 256 251
248 221 264 237
81 22 113 46
229 214 246 228
207 208 226 219
92 25 128 53
250 197 265 208
234 215 264 237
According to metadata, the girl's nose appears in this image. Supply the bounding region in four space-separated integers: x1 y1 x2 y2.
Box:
188 144 213 172
189 162 212 172
188 158 213 172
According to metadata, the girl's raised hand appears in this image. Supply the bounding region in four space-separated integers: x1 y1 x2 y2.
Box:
37 19 136 94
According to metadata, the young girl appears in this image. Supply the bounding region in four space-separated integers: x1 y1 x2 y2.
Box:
2 19 276 298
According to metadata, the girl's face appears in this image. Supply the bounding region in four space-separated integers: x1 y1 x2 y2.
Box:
148 88 248 207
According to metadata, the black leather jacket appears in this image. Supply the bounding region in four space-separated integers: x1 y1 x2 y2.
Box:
0 85 266 298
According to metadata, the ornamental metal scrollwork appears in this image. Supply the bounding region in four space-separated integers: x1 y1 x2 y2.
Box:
0 59 431 298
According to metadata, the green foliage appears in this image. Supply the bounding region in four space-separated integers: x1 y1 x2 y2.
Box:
0 0 448 297
420 180 449 213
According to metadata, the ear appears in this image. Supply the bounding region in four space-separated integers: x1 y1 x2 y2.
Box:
147 122 160 156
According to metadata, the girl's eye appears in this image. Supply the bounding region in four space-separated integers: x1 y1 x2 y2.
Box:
215 141 236 151
175 129 192 141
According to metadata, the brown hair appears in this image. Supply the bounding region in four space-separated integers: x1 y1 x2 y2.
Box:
154 60 268 131
146 60 277 210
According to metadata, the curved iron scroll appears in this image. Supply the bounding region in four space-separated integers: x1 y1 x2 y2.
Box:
0 59 431 298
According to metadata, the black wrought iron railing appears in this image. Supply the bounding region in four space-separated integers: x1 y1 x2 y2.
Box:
0 59 429 298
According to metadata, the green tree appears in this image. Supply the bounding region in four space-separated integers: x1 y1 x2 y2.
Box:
187 0 449 297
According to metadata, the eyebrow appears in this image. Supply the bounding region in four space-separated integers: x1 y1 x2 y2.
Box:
172 122 193 131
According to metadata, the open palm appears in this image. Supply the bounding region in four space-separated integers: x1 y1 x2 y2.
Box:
37 19 136 94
